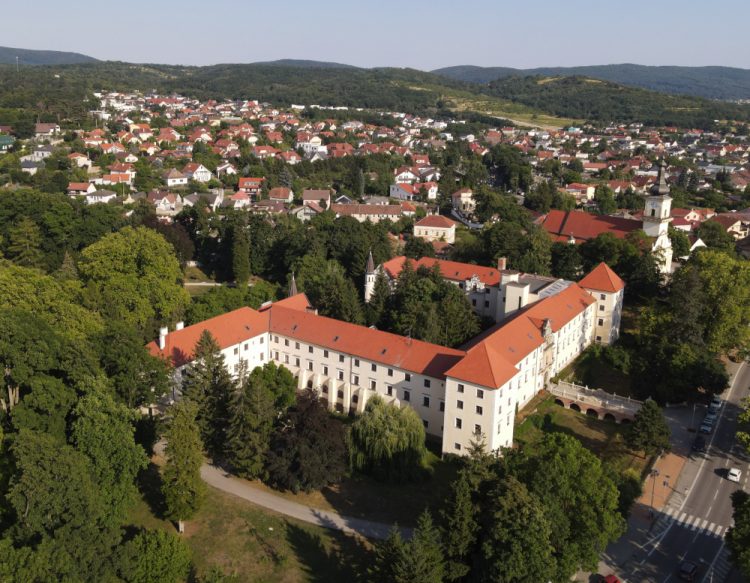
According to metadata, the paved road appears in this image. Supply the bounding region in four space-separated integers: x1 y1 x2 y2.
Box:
200 463 408 541
624 361 750 582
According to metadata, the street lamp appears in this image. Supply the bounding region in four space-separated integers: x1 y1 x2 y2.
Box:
649 467 660 519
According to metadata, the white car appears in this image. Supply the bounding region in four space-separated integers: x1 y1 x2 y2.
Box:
728 468 742 483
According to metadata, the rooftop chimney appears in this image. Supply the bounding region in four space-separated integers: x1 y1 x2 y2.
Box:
497 257 507 271
175 321 184 331
158 327 168 350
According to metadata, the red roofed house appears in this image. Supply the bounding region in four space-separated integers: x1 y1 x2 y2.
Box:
578 263 625 344
67 182 96 195
237 177 265 198
413 215 457 244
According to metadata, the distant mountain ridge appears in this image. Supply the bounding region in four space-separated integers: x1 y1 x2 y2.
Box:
0 46 98 66
432 64 750 100
250 59 359 70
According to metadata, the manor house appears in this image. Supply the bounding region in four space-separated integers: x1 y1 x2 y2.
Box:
149 262 624 456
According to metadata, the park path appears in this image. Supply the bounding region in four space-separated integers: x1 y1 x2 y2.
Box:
200 463 407 540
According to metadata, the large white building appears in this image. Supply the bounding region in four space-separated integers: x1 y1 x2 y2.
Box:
149 263 624 456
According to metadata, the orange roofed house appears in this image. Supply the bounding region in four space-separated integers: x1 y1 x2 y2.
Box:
150 257 624 456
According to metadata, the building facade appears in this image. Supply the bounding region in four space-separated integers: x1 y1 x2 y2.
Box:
150 263 623 456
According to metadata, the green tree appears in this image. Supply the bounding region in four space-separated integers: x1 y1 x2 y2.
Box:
182 330 234 455
98 321 171 407
625 398 671 455
116 529 192 583
508 433 625 581
71 381 149 527
78 226 190 331
6 216 44 268
473 476 555 583
441 470 477 581
231 221 250 285
162 400 206 527
392 511 445 583
697 220 736 254
225 364 275 479
349 396 427 482
371 527 408 582
727 490 750 577
551 241 582 280
668 225 691 259
594 185 617 214
265 389 347 492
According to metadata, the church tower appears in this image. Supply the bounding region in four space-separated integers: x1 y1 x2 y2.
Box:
642 160 673 273
364 250 376 303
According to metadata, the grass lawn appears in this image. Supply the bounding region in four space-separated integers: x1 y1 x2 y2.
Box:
130 477 372 582
246 448 458 527
515 395 650 478
184 265 214 283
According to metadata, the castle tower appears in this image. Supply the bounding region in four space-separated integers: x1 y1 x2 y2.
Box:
288 272 298 297
364 250 376 303
643 160 673 273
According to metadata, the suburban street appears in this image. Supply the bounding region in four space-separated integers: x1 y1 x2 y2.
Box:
605 361 750 582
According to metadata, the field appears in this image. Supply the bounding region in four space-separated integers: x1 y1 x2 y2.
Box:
130 479 372 582
515 394 650 477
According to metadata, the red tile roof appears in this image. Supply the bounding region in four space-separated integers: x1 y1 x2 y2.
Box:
540 210 641 243
415 215 456 228
381 256 500 286
268 306 464 378
578 263 625 293
147 307 270 367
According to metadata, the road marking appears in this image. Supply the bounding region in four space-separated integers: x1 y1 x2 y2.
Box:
641 362 746 563
678 511 687 524
712 490 719 502
700 518 709 530
700 541 727 583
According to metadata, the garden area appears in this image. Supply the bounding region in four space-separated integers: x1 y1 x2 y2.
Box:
514 394 651 478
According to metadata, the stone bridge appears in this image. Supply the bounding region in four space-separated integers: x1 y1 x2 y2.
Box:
547 381 642 423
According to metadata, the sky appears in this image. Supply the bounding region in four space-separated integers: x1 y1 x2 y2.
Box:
3 0 749 70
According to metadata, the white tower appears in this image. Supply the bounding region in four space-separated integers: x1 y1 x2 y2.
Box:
364 250 376 303
643 160 673 273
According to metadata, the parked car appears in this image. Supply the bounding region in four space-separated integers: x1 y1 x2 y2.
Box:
709 396 722 412
699 422 713 434
692 436 706 452
704 411 718 424
728 468 742 483
679 560 698 581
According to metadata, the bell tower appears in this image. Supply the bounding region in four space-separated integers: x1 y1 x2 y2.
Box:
643 160 673 273
364 250 376 303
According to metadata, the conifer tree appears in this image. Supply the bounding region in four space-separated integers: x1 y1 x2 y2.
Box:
7 216 44 268
181 330 233 456
371 527 407 581
392 511 445 583
625 398 671 455
366 271 391 327
224 364 275 479
442 471 477 581
162 400 206 531
231 222 250 286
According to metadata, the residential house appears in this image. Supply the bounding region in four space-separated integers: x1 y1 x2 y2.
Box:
268 187 294 204
183 162 213 183
67 182 96 196
451 188 475 215
413 215 457 244
237 177 265 198
35 123 60 140
163 169 188 188
302 189 332 208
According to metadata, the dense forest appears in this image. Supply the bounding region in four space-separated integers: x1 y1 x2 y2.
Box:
434 64 750 101
483 75 750 127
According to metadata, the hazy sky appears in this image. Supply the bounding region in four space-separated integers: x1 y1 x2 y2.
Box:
4 0 748 70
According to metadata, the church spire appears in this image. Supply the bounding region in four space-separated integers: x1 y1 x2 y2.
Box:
651 159 671 197
365 249 375 274
288 272 298 297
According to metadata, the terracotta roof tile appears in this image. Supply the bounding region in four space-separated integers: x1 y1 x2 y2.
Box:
578 263 625 293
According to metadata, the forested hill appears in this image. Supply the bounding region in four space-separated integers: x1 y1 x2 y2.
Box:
0 46 98 65
433 64 750 101
485 75 750 127
2 61 750 132
250 59 359 69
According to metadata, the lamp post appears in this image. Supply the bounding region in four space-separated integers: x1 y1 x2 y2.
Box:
649 466 660 519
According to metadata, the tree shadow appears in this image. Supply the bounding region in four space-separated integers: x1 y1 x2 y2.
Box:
285 522 371 583
137 461 167 519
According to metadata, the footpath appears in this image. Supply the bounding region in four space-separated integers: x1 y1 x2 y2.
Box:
200 463 408 541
